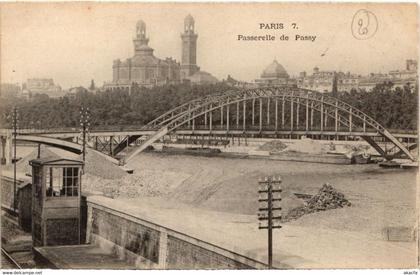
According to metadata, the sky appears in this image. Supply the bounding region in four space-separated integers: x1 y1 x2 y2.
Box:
1 2 418 89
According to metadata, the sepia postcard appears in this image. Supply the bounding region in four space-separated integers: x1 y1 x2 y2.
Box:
0 1 418 272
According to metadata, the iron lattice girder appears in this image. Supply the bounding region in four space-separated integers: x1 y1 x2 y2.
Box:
392 143 418 158
119 87 415 162
113 134 142 155
163 87 381 131
171 97 354 130
95 136 109 152
147 89 242 127
147 101 197 127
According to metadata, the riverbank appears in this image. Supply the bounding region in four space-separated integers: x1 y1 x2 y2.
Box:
3 145 417 268
117 152 417 268
132 137 384 165
157 146 352 164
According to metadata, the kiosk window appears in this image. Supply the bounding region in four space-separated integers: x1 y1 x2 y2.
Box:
46 167 79 197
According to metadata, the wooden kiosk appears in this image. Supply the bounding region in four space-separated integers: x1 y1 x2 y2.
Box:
30 158 83 246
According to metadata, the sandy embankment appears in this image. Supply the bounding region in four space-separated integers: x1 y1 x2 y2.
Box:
6 145 418 268
122 152 417 268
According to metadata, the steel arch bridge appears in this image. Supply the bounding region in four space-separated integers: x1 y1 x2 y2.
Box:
114 87 417 163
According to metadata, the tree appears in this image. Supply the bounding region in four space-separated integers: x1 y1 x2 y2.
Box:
0 82 416 131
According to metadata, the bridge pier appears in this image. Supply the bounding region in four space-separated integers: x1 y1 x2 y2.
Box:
109 136 114 156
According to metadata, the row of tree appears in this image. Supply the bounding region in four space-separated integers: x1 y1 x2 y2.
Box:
0 82 417 131
0 83 234 129
336 82 417 131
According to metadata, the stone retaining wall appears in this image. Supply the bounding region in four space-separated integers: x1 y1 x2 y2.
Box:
86 196 267 269
1 174 32 231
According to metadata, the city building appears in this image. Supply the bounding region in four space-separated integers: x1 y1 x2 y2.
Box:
255 59 295 86
356 60 418 92
23 78 63 98
388 59 418 80
105 20 181 91
386 59 418 90
0 83 21 98
181 14 199 80
357 73 388 92
297 67 335 92
104 15 217 91
296 60 418 93
180 15 218 85
224 75 250 88
65 86 89 99
336 72 360 92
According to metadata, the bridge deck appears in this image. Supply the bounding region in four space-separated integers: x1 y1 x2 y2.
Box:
1 128 417 139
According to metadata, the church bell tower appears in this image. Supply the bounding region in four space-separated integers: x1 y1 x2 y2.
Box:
181 15 199 79
133 20 153 56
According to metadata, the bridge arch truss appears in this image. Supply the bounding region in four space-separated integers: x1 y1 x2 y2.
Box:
115 87 416 162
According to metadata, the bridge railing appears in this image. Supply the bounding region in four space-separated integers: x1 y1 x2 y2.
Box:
175 125 379 133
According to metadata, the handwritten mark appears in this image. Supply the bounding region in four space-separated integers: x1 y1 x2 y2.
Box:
351 9 378 40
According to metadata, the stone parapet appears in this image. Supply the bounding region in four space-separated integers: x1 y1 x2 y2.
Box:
86 195 268 269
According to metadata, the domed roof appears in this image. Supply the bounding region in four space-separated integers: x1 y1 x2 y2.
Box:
261 60 289 79
131 53 160 66
184 14 194 24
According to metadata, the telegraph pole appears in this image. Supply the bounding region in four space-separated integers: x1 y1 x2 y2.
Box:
79 107 90 162
258 176 282 269
12 106 18 212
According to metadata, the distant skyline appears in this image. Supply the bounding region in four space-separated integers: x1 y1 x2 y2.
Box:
1 2 418 89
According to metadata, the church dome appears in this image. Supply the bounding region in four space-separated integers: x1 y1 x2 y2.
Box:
261 60 289 79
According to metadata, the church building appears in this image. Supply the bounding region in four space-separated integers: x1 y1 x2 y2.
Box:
104 15 217 91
